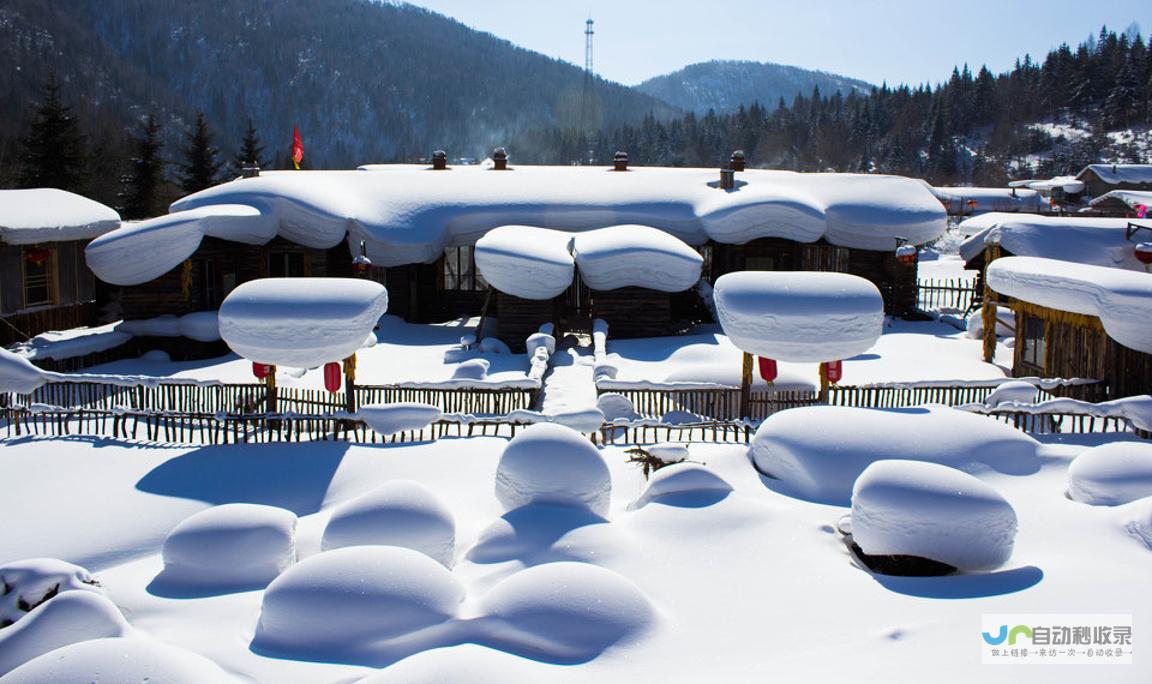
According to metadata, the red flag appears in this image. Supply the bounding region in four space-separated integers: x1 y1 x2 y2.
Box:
291 126 304 170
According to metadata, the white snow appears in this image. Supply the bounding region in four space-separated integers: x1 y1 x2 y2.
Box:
9 324 132 362
1067 442 1152 506
157 504 298 591
0 189 120 245
218 278 388 368
987 256 1152 353
1089 189 1152 211
850 459 1018 572
571 225 703 291
494 423 612 516
525 332 556 357
983 380 1039 407
451 358 490 380
0 347 53 394
1013 175 1085 194
359 403 444 437
474 226 575 300
2 637 238 683
117 311 221 342
958 214 1149 270
321 480 456 567
85 205 262 286
632 463 733 509
1080 163 1152 187
0 591 131 676
929 186 1043 214
750 404 1040 504
645 442 691 464
0 558 102 628
712 271 884 362
596 393 640 421
253 545 464 660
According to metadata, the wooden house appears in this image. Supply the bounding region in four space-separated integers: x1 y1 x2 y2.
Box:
0 189 119 347
1077 163 1152 199
1087 190 1152 218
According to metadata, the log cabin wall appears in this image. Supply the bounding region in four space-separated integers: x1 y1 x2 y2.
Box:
1 240 100 345
591 287 674 339
494 292 557 352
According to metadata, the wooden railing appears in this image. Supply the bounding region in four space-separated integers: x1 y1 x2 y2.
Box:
917 277 979 312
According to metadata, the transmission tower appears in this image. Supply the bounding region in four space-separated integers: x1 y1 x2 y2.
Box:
584 18 594 74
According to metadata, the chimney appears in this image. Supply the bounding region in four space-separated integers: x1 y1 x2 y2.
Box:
730 149 746 172
241 163 260 179
432 150 448 170
613 151 629 172
492 147 508 171
719 168 735 190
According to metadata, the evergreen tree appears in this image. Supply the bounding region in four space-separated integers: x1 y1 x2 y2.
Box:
233 119 267 173
119 114 166 219
1105 50 1142 129
178 112 223 194
17 72 87 192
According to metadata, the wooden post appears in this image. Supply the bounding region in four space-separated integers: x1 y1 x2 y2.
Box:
343 354 357 415
739 352 753 419
819 362 830 403
266 365 278 413
982 243 1001 363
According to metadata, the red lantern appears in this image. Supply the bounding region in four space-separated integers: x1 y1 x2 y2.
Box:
758 356 777 382
825 360 843 384
324 361 343 393
895 244 918 266
1135 242 1152 268
23 246 51 266
252 362 270 380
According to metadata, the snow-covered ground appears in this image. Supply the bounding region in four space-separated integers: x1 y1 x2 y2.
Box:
1 428 1149 681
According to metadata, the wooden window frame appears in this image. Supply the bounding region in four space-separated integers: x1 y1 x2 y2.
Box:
21 245 57 309
440 246 487 292
1020 313 1047 374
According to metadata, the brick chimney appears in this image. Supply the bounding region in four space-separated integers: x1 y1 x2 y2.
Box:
492 147 508 170
730 150 746 172
241 163 260 178
613 151 629 172
719 168 735 190
432 150 448 170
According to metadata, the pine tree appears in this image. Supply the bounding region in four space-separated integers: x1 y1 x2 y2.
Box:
1105 50 1142 129
119 114 166 220
17 72 87 192
233 119 267 173
178 112 223 194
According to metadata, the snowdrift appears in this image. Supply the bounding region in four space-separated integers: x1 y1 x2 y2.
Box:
158 504 297 591
0 591 131 676
1068 442 1152 506
494 423 612 515
2 637 237 683
959 214 1148 271
321 480 456 567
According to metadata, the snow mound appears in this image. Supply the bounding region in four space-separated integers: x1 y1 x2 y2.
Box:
633 463 733 509
253 546 463 657
525 332 556 357
751 404 1040 504
159 504 297 590
0 592 130 676
0 558 101 628
987 256 1152 354
474 226 575 300
543 407 606 433
572 225 703 291
646 442 690 464
86 205 262 285
0 347 48 394
597 393 639 421
495 423 612 515
713 271 884 362
2 637 236 684
851 459 1018 572
321 480 456 567
451 358 490 380
1068 442 1152 506
359 403 443 437
117 311 221 341
479 337 511 354
0 189 120 245
354 646 543 684
983 380 1039 407
479 562 655 662
218 278 388 367
965 306 1015 339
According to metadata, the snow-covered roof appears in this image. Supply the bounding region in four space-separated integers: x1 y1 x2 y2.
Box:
85 166 946 286
0 189 120 245
928 186 1043 214
1088 190 1152 211
1009 176 1085 194
958 214 1151 271
1078 164 1152 187
987 256 1152 354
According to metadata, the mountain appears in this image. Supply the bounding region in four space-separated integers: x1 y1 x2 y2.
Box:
635 60 873 114
0 0 678 171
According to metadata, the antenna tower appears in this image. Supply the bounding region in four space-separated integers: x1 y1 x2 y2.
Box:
584 18 594 74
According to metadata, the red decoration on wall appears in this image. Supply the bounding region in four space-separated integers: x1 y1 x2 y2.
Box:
252 362 270 380
324 361 342 393
24 246 51 266
757 356 777 382
825 360 843 384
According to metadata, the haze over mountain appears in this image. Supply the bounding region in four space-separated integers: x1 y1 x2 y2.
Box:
0 0 678 169
635 60 874 114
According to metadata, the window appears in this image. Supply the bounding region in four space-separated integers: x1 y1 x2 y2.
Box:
441 246 487 291
268 251 306 277
1021 314 1047 370
22 246 56 308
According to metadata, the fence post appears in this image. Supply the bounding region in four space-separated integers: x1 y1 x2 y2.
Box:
739 352 753 419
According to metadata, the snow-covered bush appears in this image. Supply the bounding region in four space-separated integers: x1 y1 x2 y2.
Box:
2 637 236 684
0 558 101 629
983 380 1039 407
0 592 130 676
495 423 611 515
359 403 443 437
1068 442 1152 506
751 404 1040 504
632 463 733 509
254 546 463 657
851 460 1017 573
451 358 490 380
321 480 456 566
597 393 639 422
160 504 297 590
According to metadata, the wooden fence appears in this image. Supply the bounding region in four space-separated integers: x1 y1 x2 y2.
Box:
917 277 979 312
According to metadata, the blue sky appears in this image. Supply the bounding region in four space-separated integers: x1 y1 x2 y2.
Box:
399 0 1146 87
